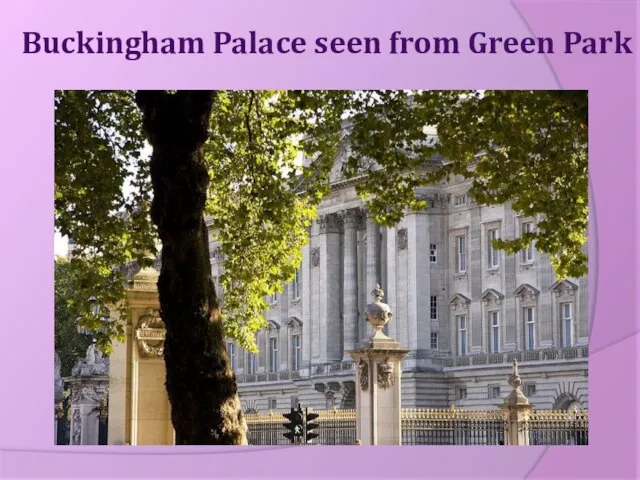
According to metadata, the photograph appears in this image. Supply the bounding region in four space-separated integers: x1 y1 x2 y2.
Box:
54 89 589 446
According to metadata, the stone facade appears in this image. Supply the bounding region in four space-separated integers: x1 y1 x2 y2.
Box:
215 174 589 413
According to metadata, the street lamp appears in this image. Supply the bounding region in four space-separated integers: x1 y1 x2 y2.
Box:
76 296 111 337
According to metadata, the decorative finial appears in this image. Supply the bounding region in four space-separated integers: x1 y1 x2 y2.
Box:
371 284 384 301
504 358 529 406
365 284 392 341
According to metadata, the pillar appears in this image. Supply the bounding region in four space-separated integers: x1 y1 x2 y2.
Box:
342 209 361 359
349 287 409 445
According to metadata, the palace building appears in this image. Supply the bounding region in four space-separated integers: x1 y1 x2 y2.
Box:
104 156 588 445
212 158 589 415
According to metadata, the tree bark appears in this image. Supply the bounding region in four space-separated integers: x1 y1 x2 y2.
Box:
135 90 247 445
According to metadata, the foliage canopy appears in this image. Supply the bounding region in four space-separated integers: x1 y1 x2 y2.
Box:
55 90 588 353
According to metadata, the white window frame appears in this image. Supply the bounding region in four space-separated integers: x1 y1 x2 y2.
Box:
562 303 573 347
521 221 535 263
524 307 536 351
247 352 257 374
226 343 236 370
430 332 438 350
487 228 499 269
269 337 279 372
489 311 500 353
429 243 437 263
525 384 536 397
457 387 467 400
292 268 301 300
454 194 467 206
430 296 438 320
291 334 301 371
456 235 467 273
458 315 468 355
489 385 501 399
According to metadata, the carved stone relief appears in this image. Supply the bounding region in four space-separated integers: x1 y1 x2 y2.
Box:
72 409 81 445
135 308 166 358
311 247 320 267
377 360 394 390
358 359 369 391
397 228 408 250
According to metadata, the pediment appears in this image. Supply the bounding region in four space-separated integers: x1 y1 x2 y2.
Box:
551 279 578 296
286 316 303 329
480 289 505 302
514 284 540 297
450 293 471 310
267 319 281 331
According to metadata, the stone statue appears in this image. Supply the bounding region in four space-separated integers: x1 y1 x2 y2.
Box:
85 342 97 365
71 340 109 377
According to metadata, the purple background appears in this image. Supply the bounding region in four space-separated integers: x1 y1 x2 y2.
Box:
0 0 637 478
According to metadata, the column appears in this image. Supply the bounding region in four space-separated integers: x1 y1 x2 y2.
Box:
301 242 312 368
406 213 429 352
364 215 380 342
319 213 342 362
351 289 409 445
385 226 397 340
342 209 360 359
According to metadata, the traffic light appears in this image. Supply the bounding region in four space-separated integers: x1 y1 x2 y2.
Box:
282 407 304 444
305 408 320 443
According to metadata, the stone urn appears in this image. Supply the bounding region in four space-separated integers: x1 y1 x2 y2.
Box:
365 285 392 341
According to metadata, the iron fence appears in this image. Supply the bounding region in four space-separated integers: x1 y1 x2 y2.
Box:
527 408 588 445
401 407 506 445
245 408 357 446
245 406 588 446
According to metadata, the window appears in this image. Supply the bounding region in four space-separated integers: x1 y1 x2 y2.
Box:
429 244 437 263
430 332 438 350
268 397 277 410
521 222 535 263
454 194 467 206
292 268 301 299
430 296 438 320
247 352 257 374
290 396 299 409
270 338 279 372
487 228 499 268
489 312 500 353
458 315 468 355
489 385 501 399
457 387 467 400
291 334 301 370
525 384 536 397
269 293 278 304
456 235 467 273
524 307 536 350
226 343 236 370
562 303 573 347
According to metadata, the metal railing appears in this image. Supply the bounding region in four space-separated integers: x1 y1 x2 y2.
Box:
244 406 588 446
527 408 588 445
401 407 506 445
245 408 356 446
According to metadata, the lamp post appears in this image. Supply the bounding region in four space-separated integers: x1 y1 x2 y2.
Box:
76 296 111 338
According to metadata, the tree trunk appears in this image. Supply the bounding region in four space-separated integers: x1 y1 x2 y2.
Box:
135 90 247 445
